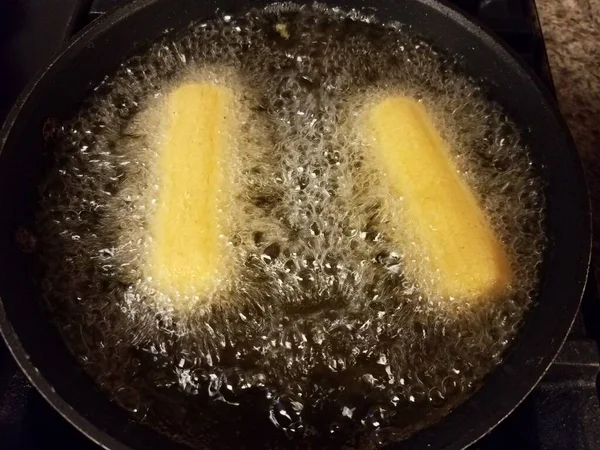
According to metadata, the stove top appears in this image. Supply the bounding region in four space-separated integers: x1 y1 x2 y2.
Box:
0 0 599 449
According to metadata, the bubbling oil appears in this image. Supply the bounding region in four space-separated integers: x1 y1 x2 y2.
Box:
37 3 545 449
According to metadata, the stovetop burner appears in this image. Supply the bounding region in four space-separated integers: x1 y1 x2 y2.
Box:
0 0 598 449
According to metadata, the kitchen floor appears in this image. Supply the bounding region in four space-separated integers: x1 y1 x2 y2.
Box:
537 0 600 282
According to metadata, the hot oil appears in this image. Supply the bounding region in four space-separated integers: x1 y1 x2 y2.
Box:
37 3 545 449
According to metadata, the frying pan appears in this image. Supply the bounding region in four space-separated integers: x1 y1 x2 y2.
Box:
0 0 591 449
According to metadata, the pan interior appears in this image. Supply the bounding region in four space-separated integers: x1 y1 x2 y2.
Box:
34 3 545 449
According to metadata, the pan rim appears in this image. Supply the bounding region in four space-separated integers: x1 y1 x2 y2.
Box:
0 0 591 449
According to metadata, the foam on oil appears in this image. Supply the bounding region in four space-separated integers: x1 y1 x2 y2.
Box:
37 4 545 449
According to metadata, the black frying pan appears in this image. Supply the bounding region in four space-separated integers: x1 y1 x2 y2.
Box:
0 0 591 449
